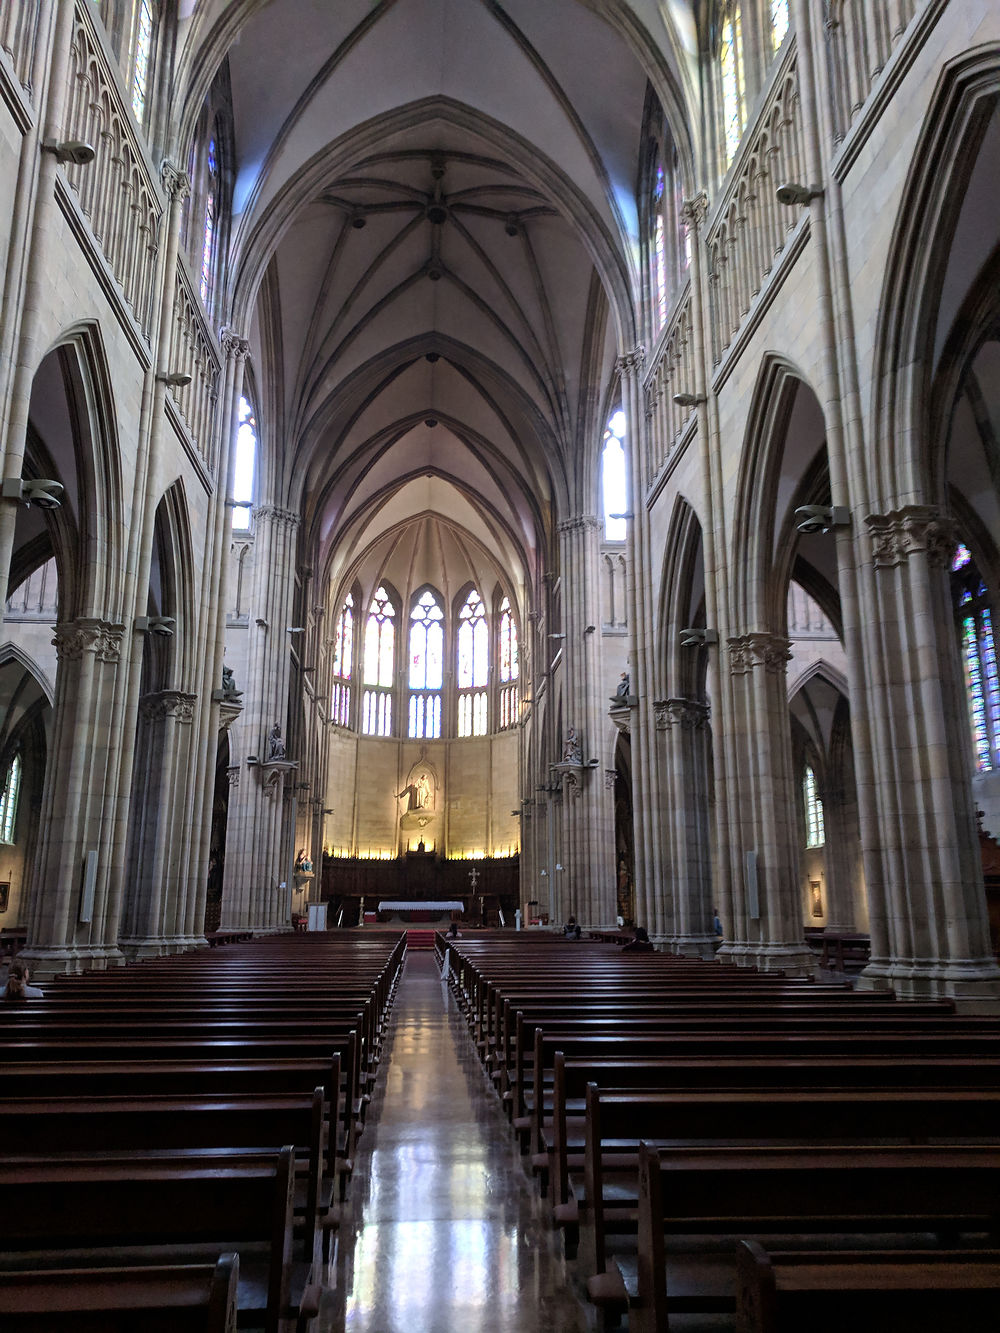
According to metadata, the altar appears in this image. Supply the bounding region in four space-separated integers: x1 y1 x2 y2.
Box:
376 899 464 923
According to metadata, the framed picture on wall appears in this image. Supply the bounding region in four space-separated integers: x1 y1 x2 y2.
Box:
0 882 9 912
810 880 823 918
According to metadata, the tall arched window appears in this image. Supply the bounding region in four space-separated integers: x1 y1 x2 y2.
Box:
332 591 355 728
602 409 628 542
231 393 256 529
650 160 668 331
408 589 443 739
498 595 519 731
457 588 488 737
0 752 21 844
769 1 790 53
200 134 219 306
953 543 1000 772
362 586 396 737
803 764 825 847
720 3 747 165
130 0 154 124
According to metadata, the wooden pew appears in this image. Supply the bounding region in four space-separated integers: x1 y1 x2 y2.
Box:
0 1253 240 1332
623 1142 1000 1333
0 1146 316 1333
734 1240 1000 1333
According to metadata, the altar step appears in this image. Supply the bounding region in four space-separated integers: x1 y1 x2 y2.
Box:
406 929 438 951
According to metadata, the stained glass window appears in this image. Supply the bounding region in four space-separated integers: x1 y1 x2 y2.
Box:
602 410 628 542
720 5 746 164
457 589 488 737
200 137 218 306
131 0 153 123
0 753 21 844
651 162 667 331
804 765 825 847
952 547 999 772
231 394 256 529
770 1 789 53
408 589 443 739
498 595 519 730
362 586 395 736
332 592 354 728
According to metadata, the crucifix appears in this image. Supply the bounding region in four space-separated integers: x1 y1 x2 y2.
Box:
468 866 480 891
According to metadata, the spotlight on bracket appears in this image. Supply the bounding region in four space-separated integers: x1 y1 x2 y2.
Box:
42 139 95 166
136 615 176 637
679 627 718 648
156 371 192 388
286 627 306 634
2 477 64 508
672 392 706 408
608 512 634 521
794 504 850 535
775 182 824 206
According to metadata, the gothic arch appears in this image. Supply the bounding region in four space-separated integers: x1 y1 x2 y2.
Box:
870 44 1000 507
657 495 707 700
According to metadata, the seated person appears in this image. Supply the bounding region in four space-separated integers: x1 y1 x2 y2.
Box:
621 925 653 953
3 959 42 1000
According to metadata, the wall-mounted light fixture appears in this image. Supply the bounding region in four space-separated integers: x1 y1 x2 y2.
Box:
42 139 95 166
135 615 176 637
679 627 719 648
672 392 706 408
1 477 64 508
794 505 850 534
775 182 824 206
156 371 192 388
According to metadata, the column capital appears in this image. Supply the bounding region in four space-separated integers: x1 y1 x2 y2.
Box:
865 506 957 570
160 159 191 201
557 514 602 536
138 689 198 722
52 618 125 663
253 504 301 530
220 328 251 361
615 344 646 379
727 632 792 676
654 697 710 730
681 190 710 229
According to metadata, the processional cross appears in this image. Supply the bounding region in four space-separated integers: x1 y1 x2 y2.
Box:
468 866 480 891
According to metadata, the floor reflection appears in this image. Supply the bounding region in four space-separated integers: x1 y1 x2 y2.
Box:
319 951 592 1333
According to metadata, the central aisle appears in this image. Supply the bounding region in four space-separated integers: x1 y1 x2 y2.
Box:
322 950 591 1332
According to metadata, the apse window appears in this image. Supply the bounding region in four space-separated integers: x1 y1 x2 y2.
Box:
362 586 396 737
498 595 519 730
953 543 1000 772
408 589 443 739
803 765 825 847
602 410 628 542
230 394 256 529
0 753 21 844
457 588 488 737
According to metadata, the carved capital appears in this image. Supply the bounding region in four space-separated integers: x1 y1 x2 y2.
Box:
226 764 240 788
604 768 617 790
220 329 251 361
160 159 191 201
52 618 124 663
865 506 957 570
657 697 710 730
139 689 197 722
727 632 792 676
254 504 300 530
681 190 709 229
615 344 645 379
557 514 602 537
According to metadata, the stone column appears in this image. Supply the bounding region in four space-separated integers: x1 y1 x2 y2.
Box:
118 689 197 957
21 618 126 974
725 632 814 973
654 697 716 956
855 507 1000 1005
219 505 300 932
555 513 616 925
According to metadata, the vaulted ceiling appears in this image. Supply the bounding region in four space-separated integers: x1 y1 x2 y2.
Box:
177 0 701 609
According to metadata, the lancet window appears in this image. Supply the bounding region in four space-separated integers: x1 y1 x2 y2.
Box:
803 764 825 847
602 409 628 542
953 543 1000 772
498 595 519 731
130 0 154 123
769 1 789 52
0 753 21 844
230 393 256 530
720 3 747 165
332 592 355 728
457 588 488 737
362 586 396 737
200 134 219 306
408 589 443 740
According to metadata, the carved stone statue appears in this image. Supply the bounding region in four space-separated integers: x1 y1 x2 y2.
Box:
267 723 286 760
221 664 242 699
396 771 434 812
616 671 630 698
561 727 582 765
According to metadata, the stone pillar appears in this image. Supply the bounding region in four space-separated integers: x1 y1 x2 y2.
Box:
654 697 716 956
819 771 860 933
555 513 616 925
219 505 300 932
118 689 197 957
855 507 1000 1005
21 618 126 974
724 632 814 973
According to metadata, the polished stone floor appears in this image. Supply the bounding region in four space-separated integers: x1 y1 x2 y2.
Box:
319 951 593 1333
